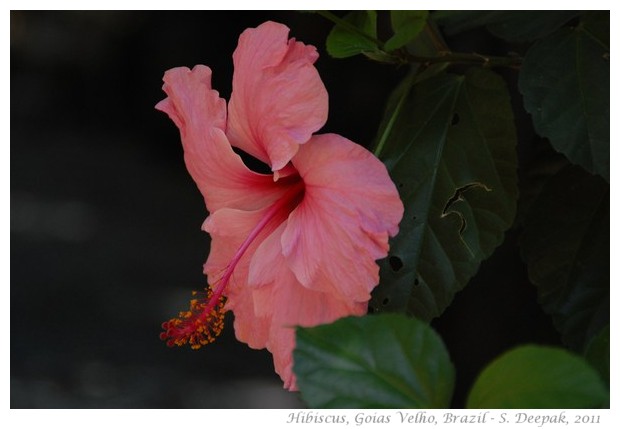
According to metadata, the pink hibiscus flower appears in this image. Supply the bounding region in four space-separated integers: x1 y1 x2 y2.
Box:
157 21 403 390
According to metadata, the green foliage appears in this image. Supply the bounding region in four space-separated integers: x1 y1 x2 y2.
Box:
299 10 609 410
325 11 378 58
434 10 579 42
581 11 609 47
370 68 518 320
585 325 610 388
294 314 454 408
385 11 428 51
467 345 609 408
322 10 430 62
520 166 609 352
519 12 610 181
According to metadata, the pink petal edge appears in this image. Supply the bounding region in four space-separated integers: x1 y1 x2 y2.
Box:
227 21 328 171
156 66 288 213
282 133 404 302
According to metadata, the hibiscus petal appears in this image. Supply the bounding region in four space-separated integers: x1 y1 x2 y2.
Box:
227 21 328 171
229 285 272 350
247 223 287 289
253 266 366 390
281 134 404 302
246 219 368 389
156 66 286 212
248 208 368 390
156 65 226 132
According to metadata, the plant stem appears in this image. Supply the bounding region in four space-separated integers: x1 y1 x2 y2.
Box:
400 51 522 68
422 21 450 53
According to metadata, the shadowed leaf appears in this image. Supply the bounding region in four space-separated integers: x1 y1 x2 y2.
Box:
521 165 609 352
371 68 518 320
585 325 610 388
519 12 609 181
434 10 579 42
467 345 608 408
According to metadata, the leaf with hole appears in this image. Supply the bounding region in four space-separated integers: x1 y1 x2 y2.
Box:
294 314 455 408
520 165 609 352
370 68 518 321
519 12 609 181
325 11 378 58
467 345 608 408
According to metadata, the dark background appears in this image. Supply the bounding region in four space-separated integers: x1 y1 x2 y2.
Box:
11 11 560 408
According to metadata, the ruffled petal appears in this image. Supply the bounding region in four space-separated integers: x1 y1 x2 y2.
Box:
156 66 286 213
156 65 226 132
249 220 366 390
253 264 366 390
281 134 404 302
227 21 328 171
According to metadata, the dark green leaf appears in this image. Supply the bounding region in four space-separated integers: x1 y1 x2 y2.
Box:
467 345 608 408
433 10 579 42
581 11 609 46
371 68 518 321
385 10 428 51
486 11 579 42
519 14 609 181
521 165 609 351
585 325 610 388
294 314 454 408
515 140 569 226
326 11 378 58
433 11 505 34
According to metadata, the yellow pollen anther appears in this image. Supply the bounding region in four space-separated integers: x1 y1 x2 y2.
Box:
160 287 227 349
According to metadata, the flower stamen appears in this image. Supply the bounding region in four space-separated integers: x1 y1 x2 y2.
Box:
160 288 226 349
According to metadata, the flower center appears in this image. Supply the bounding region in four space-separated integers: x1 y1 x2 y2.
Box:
160 177 304 349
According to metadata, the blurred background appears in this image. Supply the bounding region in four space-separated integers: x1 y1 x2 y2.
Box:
10 11 560 408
